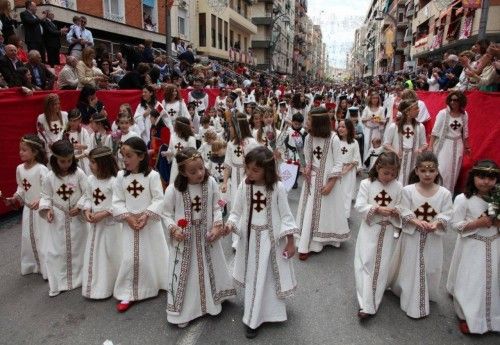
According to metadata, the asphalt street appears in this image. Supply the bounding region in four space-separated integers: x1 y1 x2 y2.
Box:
0 177 498 345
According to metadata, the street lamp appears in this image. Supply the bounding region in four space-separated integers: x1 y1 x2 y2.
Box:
374 9 397 73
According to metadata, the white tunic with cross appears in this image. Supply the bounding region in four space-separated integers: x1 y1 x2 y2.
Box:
354 178 403 315
111 170 169 302
78 175 122 299
431 108 469 193
39 168 89 296
162 178 236 324
14 163 49 278
228 182 298 330
167 133 197 184
447 194 500 334
36 112 68 157
383 122 426 186
296 133 350 253
338 139 362 218
390 184 453 319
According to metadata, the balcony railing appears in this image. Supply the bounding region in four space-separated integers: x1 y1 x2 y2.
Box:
104 12 125 23
43 0 77 10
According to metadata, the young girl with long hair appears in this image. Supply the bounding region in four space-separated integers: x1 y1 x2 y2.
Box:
85 112 113 155
162 83 189 132
225 146 297 338
337 119 362 218
112 137 169 312
163 148 235 328
39 139 89 297
134 85 165 145
80 147 122 299
256 106 281 155
446 160 500 334
296 108 349 260
222 111 259 248
3 135 49 278
383 99 427 186
167 117 197 184
361 91 386 162
354 152 402 319
390 151 453 319
37 94 68 157
429 91 470 193
64 109 91 174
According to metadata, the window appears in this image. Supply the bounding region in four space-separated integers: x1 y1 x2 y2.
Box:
224 21 228 50
218 18 223 49
244 37 247 52
230 30 234 48
178 17 185 36
211 15 217 48
103 0 124 23
199 13 206 47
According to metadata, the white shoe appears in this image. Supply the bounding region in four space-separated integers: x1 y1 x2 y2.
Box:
49 290 60 297
177 322 189 328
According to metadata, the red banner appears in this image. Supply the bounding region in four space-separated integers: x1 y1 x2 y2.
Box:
0 89 499 216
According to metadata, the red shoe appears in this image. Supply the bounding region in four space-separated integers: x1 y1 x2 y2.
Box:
357 310 372 319
299 253 309 261
116 301 133 313
458 320 470 334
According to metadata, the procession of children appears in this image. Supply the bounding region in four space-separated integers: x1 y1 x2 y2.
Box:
2 85 498 338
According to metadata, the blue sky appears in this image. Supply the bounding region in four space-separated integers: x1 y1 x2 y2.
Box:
308 0 371 68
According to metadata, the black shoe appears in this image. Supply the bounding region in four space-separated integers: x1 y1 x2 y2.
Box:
245 325 258 339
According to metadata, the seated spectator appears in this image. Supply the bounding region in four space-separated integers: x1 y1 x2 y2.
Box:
16 66 36 91
76 46 106 89
118 62 151 90
26 49 55 90
0 44 23 86
77 84 106 126
8 34 28 63
58 55 79 90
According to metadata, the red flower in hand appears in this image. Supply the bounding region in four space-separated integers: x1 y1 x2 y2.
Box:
287 159 293 164
177 218 189 229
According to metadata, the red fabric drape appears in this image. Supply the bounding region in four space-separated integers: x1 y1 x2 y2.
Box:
0 89 498 216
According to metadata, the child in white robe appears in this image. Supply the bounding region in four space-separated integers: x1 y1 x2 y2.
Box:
36 94 68 159
447 160 500 334
207 140 229 208
198 129 217 167
115 111 140 169
112 137 169 312
296 108 348 259
163 148 235 328
337 119 362 218
383 99 427 186
364 137 383 171
166 117 197 184
390 152 453 319
354 152 402 319
3 135 49 278
225 146 297 339
429 91 470 193
221 112 259 249
85 113 113 157
64 109 91 174
39 139 89 297
80 147 122 299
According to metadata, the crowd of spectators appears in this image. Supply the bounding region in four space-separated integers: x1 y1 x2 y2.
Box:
0 0 498 96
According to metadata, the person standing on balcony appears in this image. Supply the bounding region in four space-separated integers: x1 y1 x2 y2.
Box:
42 10 68 67
66 16 93 59
20 1 46 63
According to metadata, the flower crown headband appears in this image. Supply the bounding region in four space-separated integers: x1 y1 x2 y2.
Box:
22 138 43 148
178 153 202 166
91 147 113 159
472 166 500 174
